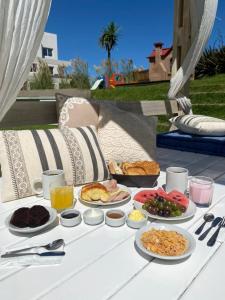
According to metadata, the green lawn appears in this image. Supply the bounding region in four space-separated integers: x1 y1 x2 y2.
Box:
3 74 225 133
92 74 225 132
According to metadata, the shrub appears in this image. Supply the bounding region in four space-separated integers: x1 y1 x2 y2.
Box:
58 64 71 89
195 43 225 78
30 59 54 89
120 59 134 83
70 58 90 89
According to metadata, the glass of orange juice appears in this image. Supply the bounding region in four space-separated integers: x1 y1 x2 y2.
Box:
50 183 74 212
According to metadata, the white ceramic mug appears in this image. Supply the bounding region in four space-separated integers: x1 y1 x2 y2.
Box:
33 169 65 200
166 167 188 194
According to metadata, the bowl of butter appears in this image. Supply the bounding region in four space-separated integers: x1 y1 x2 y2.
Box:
126 209 147 229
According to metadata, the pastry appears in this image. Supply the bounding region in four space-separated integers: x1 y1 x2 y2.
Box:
29 205 50 227
108 160 160 176
10 205 50 228
10 207 30 228
121 161 160 175
81 183 109 202
124 167 146 175
81 180 130 203
108 160 123 175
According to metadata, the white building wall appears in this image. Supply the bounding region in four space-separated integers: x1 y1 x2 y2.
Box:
30 32 70 80
36 32 58 60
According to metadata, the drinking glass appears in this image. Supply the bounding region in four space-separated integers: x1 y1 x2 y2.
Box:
189 176 214 207
50 183 74 212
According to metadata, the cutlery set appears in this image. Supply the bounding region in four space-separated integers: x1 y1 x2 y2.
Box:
195 214 225 246
1 239 65 259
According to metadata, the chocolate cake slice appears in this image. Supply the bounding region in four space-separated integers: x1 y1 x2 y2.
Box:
29 205 50 227
10 207 30 228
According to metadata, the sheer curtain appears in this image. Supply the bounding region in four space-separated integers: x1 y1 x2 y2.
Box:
168 0 218 114
0 0 52 121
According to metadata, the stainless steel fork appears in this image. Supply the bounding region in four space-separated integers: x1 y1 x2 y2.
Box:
207 216 225 247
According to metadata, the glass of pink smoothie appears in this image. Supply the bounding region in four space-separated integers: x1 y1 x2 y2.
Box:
189 176 214 207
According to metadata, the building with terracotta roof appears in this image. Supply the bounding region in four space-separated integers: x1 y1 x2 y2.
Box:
147 42 173 81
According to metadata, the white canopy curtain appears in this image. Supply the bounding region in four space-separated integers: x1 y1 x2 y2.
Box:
0 0 52 121
168 0 218 114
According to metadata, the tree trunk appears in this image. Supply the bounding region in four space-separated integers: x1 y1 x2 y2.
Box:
107 49 112 77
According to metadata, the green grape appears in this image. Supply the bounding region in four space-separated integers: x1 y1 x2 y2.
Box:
151 199 158 207
171 211 177 217
174 210 182 216
158 203 164 210
171 204 177 211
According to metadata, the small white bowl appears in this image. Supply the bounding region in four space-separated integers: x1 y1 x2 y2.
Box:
83 208 104 225
60 209 81 227
126 212 147 229
105 210 126 227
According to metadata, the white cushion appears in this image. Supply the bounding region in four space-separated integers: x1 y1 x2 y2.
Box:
170 115 225 136
0 126 109 202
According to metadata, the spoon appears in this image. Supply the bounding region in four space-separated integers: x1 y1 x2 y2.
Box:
4 239 65 255
195 213 214 235
198 217 222 241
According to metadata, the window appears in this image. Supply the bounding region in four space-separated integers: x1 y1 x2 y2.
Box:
49 66 54 75
42 47 53 58
30 63 37 72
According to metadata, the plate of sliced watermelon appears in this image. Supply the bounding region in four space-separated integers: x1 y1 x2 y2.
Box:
133 188 196 221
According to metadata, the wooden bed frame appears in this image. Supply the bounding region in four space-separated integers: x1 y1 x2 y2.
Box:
0 89 180 129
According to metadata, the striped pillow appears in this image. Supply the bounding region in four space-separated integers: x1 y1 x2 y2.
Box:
0 126 109 202
170 115 225 136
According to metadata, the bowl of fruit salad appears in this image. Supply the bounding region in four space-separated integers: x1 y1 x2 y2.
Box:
133 188 196 221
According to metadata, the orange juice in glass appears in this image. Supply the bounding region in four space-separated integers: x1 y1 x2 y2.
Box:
50 185 74 212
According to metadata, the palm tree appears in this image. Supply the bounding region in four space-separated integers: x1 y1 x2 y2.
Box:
99 21 120 75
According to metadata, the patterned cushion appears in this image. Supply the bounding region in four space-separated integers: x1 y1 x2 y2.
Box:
59 97 99 128
0 126 109 202
98 104 157 162
170 115 225 136
55 92 92 118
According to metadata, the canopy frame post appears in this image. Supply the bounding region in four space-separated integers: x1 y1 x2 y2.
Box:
172 0 192 98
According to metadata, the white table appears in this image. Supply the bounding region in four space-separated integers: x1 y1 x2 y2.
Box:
1 148 225 300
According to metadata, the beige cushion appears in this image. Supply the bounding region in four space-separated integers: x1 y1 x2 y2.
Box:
170 115 225 136
55 92 91 118
0 126 109 202
59 97 99 128
98 104 157 162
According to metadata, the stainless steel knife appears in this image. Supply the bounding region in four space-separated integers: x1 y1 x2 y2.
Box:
1 251 65 258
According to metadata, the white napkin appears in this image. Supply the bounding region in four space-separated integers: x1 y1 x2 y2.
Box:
0 244 65 267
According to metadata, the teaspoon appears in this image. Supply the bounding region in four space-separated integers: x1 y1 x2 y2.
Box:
195 213 214 235
3 239 65 255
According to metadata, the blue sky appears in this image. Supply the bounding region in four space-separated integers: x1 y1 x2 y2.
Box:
46 0 225 76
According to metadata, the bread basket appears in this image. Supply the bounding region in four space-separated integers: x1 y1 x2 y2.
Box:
109 160 160 187
111 173 159 188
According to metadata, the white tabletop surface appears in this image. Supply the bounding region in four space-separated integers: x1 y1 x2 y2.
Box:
1 148 225 300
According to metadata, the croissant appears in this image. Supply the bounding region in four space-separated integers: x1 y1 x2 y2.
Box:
81 183 109 202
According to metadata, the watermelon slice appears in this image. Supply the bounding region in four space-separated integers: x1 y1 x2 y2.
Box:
134 190 158 203
134 188 189 212
167 190 189 211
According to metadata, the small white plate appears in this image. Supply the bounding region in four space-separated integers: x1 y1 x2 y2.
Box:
78 184 131 206
5 206 57 234
135 223 196 260
134 199 196 221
